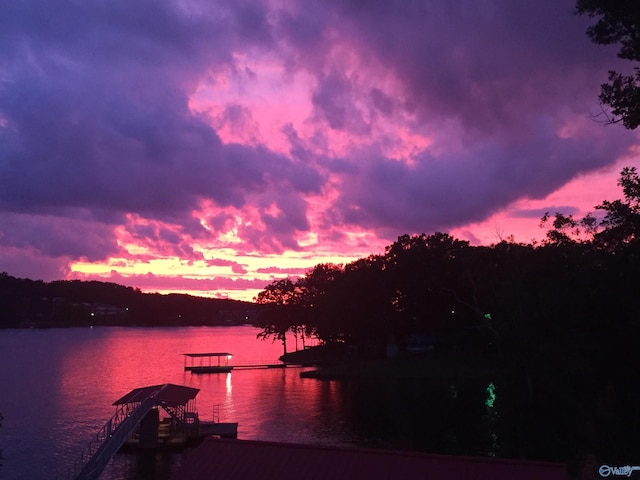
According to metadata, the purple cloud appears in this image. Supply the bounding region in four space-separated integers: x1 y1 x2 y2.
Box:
331 122 631 235
0 0 637 293
0 0 321 255
0 211 118 260
278 0 637 237
84 270 268 293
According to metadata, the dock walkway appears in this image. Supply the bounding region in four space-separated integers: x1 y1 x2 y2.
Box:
57 383 237 480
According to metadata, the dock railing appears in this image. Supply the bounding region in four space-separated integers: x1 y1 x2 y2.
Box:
56 398 157 480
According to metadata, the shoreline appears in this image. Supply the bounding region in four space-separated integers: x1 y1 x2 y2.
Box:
287 347 499 381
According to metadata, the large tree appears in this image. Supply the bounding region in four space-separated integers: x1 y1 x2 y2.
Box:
254 278 303 355
542 166 640 249
576 0 640 130
577 0 640 128
384 233 474 334
594 166 640 248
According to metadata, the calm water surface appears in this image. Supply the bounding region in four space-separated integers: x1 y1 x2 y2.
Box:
0 326 494 479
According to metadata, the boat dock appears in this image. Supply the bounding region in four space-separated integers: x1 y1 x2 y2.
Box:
183 352 298 373
57 383 237 480
183 352 234 373
111 383 238 446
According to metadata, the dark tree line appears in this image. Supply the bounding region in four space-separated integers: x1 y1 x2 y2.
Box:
253 5 640 461
0 275 255 328
255 166 640 356
254 167 640 464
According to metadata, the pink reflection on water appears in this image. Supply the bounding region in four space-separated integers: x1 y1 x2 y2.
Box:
55 326 348 445
1 326 360 480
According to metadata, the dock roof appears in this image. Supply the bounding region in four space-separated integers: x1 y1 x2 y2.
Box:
113 383 199 406
182 352 232 357
171 438 568 480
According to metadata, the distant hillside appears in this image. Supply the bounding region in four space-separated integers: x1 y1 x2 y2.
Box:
0 273 261 328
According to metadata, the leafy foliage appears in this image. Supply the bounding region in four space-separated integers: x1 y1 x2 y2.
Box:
576 0 640 128
254 278 305 354
595 166 640 247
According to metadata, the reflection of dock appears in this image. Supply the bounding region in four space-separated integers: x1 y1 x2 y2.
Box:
183 352 297 373
233 363 289 370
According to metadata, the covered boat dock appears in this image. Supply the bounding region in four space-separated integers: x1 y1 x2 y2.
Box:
183 352 234 373
182 352 289 372
113 383 201 449
59 384 237 480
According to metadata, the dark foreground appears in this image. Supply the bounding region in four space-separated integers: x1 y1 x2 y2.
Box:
172 438 568 480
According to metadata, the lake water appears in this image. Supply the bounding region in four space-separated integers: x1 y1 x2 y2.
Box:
0 326 496 479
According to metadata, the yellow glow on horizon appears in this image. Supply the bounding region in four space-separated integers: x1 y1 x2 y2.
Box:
68 226 383 302
70 166 634 302
146 287 263 302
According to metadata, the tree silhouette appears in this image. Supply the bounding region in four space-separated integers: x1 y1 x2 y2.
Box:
254 278 304 355
577 0 640 128
594 166 640 248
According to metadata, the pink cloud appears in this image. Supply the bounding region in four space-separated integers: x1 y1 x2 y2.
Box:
1 0 638 300
255 266 308 275
72 270 268 295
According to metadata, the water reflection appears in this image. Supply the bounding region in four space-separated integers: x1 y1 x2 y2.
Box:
0 326 507 480
484 382 499 456
225 371 232 397
336 378 499 455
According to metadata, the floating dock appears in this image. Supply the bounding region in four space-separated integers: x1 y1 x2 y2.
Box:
183 352 234 373
183 352 292 373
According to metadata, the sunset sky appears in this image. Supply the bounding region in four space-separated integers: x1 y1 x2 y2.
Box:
1 0 639 301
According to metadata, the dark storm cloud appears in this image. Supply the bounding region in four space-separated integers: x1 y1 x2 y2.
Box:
0 212 117 260
0 248 72 281
335 123 632 235
312 70 371 134
1 0 639 279
280 0 638 234
0 0 319 260
323 0 616 133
